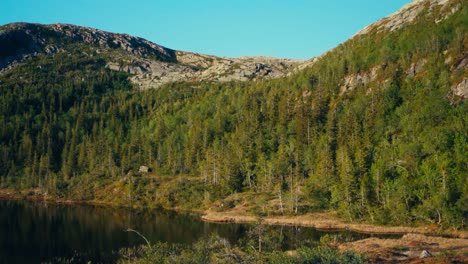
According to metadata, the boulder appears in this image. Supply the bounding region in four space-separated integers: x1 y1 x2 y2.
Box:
453 78 468 98
138 166 151 173
406 59 427 77
419 249 432 259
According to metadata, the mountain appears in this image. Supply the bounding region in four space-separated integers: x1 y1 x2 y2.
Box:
1 0 464 93
0 0 466 231
0 22 301 89
295 0 466 98
349 0 467 98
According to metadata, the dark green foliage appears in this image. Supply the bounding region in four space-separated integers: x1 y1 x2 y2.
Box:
0 0 467 227
118 234 364 264
296 247 364 264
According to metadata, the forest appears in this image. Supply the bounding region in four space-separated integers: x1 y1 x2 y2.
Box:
0 1 466 229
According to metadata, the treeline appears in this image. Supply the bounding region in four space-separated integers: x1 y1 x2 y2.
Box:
0 1 466 227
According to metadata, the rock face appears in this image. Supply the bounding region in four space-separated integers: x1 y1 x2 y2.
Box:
406 59 427 78
340 66 380 94
0 23 176 70
453 78 468 98
0 22 301 89
419 249 433 258
336 0 465 97
176 52 299 82
353 0 453 37
0 0 463 90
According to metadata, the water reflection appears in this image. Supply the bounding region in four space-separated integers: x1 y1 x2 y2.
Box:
0 200 395 263
0 200 244 263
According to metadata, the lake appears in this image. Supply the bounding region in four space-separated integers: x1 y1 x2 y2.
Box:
0 200 392 263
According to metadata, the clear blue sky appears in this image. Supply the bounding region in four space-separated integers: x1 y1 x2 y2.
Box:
1 0 411 59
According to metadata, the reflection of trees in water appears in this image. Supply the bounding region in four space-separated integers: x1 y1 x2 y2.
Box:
0 200 389 263
0 200 247 263
241 223 380 251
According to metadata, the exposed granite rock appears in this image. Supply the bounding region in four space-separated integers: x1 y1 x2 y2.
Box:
0 0 463 90
289 0 459 76
406 59 427 77
102 51 301 89
0 22 301 89
453 78 468 98
420 249 433 259
354 0 452 37
340 66 380 94
451 56 467 71
0 22 176 73
436 2 461 23
49 23 177 61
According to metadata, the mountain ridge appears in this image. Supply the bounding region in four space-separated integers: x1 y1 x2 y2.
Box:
0 22 302 89
0 0 463 90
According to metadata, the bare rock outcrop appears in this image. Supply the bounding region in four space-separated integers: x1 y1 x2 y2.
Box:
354 0 452 37
406 59 427 77
102 51 301 89
0 22 177 73
0 0 463 89
453 78 468 98
0 22 302 89
49 23 177 61
340 66 380 94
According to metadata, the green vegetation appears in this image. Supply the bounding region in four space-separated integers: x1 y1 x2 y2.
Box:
119 242 363 264
0 0 466 231
118 230 364 264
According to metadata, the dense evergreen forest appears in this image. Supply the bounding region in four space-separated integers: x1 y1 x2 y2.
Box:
0 2 466 228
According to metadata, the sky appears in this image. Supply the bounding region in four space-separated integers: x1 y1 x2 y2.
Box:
1 0 411 59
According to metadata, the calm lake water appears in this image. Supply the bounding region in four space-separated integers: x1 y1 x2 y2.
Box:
0 200 393 263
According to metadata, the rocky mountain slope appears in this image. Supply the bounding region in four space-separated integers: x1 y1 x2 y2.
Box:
0 0 464 93
0 22 300 89
295 0 466 99
354 0 454 37
348 0 466 97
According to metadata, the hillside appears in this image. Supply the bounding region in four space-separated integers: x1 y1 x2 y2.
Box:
0 0 466 235
0 22 300 89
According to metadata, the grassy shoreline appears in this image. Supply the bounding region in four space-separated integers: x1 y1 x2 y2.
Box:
1 187 466 239
1 188 467 262
201 210 468 239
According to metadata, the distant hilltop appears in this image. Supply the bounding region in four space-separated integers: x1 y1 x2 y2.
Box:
0 0 464 91
0 22 301 89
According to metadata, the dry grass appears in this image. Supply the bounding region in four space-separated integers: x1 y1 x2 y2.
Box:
202 207 468 239
339 233 468 263
201 201 468 263
203 207 468 262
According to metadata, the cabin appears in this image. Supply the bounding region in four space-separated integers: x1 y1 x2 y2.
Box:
138 166 152 173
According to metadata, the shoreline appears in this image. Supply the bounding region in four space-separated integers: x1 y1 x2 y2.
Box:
201 210 468 262
2 188 467 262
0 188 206 214
1 188 466 239
201 210 468 239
